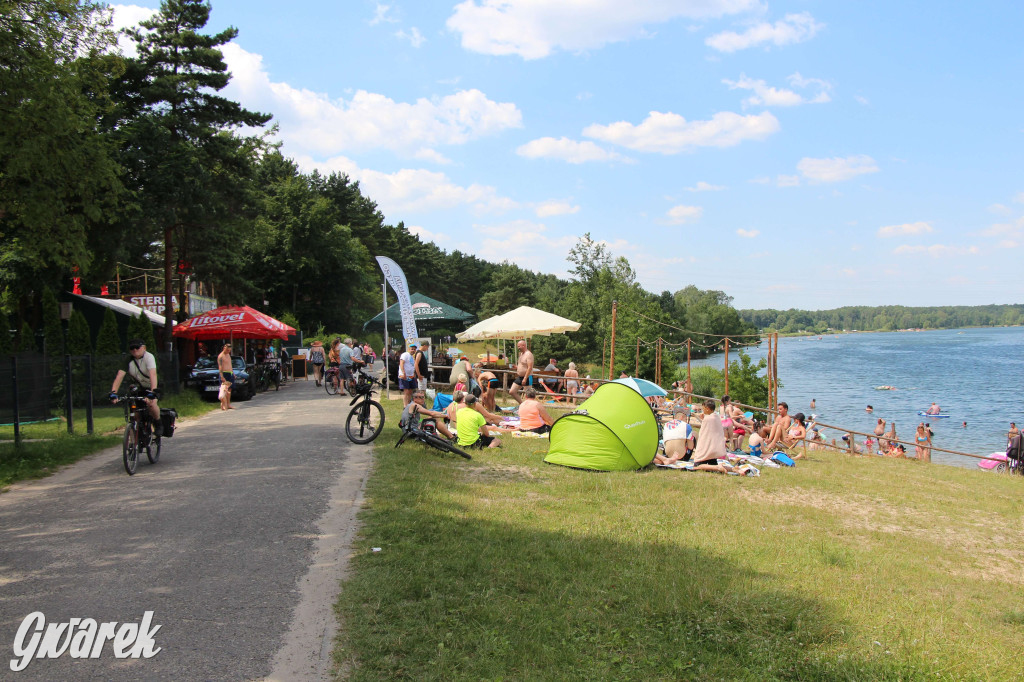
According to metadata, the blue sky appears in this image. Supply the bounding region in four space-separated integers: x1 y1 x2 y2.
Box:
111 1 1024 309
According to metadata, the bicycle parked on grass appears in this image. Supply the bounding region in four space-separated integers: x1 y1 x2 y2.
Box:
112 384 175 475
394 418 472 459
344 373 386 444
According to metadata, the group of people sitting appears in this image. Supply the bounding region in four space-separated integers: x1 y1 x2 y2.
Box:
399 385 558 451
654 397 810 473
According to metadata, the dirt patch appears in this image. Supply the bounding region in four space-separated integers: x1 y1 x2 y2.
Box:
461 464 539 482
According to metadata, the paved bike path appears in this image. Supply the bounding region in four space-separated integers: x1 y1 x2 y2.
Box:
0 378 374 681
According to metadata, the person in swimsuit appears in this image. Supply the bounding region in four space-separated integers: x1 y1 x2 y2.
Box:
509 339 534 404
917 419 933 462
217 343 234 410
873 418 886 450
926 402 941 415
782 412 807 458
563 362 580 400
517 387 555 434
475 365 499 412
763 402 792 452
1008 422 1020 443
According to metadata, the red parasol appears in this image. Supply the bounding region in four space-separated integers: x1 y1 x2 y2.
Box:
172 305 296 340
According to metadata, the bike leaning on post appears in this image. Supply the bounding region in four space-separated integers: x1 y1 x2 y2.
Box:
112 384 164 475
344 373 386 444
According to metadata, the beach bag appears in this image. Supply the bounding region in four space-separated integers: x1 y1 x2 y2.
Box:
160 408 178 438
771 452 795 467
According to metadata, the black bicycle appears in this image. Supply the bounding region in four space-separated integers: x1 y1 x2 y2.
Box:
252 362 280 393
395 419 472 460
344 373 386 444
113 384 161 475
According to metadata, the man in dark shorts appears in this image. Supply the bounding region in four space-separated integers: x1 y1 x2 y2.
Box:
509 339 534 404
216 343 234 410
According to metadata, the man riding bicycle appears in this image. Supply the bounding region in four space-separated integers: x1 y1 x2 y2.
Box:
110 338 162 436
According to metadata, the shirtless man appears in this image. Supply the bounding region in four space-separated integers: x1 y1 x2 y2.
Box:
926 402 941 415
763 401 792 452
475 364 499 412
509 339 533 404
217 344 234 410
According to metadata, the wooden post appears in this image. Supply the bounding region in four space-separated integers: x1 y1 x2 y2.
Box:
766 334 774 424
656 337 662 385
686 338 692 384
609 301 617 379
635 337 640 377
602 338 606 380
773 332 779 412
723 337 729 395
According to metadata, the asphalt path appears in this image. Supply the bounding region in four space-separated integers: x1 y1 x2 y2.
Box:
0 375 376 681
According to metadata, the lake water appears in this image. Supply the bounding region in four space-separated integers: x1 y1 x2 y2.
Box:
684 327 1024 468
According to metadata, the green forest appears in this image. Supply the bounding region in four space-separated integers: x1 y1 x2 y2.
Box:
740 304 1024 334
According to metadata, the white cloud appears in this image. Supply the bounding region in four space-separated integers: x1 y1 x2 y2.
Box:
686 181 726 192
736 229 760 238
448 0 761 59
407 225 450 243
706 12 823 52
723 72 831 108
109 4 158 55
666 205 703 224
371 3 398 25
395 27 426 47
1014 192 1024 204
583 110 779 153
892 244 979 257
776 174 801 187
470 220 578 272
535 200 580 217
855 95 870 106
797 155 879 183
292 153 517 217
516 136 625 163
221 43 522 159
877 221 933 238
988 203 1012 216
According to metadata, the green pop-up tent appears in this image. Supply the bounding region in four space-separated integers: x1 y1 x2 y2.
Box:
544 382 659 471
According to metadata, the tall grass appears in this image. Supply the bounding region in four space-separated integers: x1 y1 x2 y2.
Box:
334 399 1024 680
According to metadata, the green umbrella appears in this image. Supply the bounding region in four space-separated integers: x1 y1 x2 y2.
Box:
362 293 474 332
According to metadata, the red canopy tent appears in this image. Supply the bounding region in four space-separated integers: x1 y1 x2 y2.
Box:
172 305 296 340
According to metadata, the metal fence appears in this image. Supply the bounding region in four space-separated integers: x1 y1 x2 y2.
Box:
2 351 181 446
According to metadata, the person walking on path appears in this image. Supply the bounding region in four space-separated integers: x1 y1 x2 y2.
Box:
509 339 534 404
308 340 325 386
217 343 234 410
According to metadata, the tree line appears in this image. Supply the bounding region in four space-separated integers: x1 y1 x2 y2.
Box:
1 0 759 379
740 305 1024 334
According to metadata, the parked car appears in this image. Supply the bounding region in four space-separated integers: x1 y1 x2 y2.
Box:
185 355 252 401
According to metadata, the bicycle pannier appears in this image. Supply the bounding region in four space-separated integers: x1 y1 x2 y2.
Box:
160 408 178 438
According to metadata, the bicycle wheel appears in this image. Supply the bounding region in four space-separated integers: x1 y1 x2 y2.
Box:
273 369 280 391
147 433 161 464
325 373 339 395
421 432 473 460
123 422 139 475
345 400 385 444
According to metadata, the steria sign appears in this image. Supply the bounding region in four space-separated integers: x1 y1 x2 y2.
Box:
124 295 180 314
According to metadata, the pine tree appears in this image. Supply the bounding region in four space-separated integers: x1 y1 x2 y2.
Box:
95 308 121 355
116 0 271 346
68 310 92 354
134 311 156 350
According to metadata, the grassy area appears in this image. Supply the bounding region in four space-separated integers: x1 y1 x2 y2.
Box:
0 389 218 488
334 398 1024 680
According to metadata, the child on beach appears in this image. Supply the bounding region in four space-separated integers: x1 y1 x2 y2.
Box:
454 373 468 394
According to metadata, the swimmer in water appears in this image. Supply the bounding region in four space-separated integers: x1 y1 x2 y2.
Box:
866 405 874 413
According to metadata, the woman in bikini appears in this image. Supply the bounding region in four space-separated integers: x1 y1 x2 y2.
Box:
915 423 931 462
783 412 808 458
